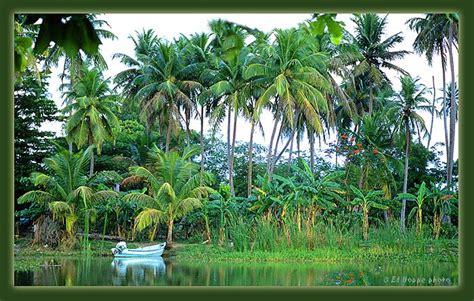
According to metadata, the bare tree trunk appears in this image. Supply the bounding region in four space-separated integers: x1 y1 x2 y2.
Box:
447 23 457 189
247 118 255 197
229 107 238 197
401 119 411 231
427 76 436 149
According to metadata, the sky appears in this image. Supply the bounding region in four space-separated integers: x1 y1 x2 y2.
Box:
43 13 459 163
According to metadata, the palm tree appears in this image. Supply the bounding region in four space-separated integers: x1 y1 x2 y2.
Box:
133 40 202 152
407 13 459 187
388 75 431 230
44 15 116 153
206 19 250 197
245 28 332 179
180 32 217 177
17 146 119 247
349 13 410 115
63 66 120 176
123 145 214 247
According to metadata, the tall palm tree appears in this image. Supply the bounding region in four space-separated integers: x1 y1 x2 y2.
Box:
133 40 202 152
349 13 410 115
123 146 214 246
180 32 217 178
407 13 459 187
44 15 116 153
113 29 161 147
245 28 332 178
206 19 250 197
18 146 119 246
388 75 431 230
63 66 120 176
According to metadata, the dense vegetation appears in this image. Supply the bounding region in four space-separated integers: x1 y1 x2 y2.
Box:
14 13 459 260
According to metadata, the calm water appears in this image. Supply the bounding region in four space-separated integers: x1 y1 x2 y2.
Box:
14 256 457 286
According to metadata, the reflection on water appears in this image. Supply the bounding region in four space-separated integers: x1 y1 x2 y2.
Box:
14 256 457 286
111 258 166 286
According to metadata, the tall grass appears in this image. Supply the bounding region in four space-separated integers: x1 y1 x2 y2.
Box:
208 212 458 263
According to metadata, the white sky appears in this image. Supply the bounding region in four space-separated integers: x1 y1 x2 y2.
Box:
43 13 459 162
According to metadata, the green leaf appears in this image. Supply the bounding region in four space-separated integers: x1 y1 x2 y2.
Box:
397 193 416 200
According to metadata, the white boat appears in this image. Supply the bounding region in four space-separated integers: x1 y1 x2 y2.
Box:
111 241 166 258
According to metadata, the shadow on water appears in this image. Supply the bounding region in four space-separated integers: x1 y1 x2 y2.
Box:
14 256 457 286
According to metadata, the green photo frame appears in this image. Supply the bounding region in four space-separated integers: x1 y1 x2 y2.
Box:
2 0 472 300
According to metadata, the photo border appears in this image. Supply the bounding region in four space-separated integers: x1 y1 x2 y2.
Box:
1 0 472 300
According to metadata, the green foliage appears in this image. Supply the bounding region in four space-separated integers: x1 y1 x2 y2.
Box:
14 68 58 202
23 14 102 57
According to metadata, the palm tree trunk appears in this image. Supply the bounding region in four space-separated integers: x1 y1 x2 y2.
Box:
400 119 411 231
427 76 436 149
166 219 174 247
441 60 449 180
185 108 191 147
200 105 205 178
309 133 315 173
166 113 172 152
229 108 238 197
269 121 285 176
287 132 294 168
368 86 374 115
247 118 255 197
88 134 94 177
297 135 301 159
447 23 457 189
272 129 296 170
267 116 280 180
227 105 232 189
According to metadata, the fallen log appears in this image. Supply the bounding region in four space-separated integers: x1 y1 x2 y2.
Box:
76 233 125 241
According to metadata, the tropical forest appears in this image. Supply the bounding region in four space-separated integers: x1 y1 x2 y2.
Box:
13 13 459 286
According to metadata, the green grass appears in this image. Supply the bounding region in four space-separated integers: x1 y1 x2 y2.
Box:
174 217 458 264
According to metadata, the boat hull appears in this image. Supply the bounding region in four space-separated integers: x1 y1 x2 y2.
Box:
112 242 166 258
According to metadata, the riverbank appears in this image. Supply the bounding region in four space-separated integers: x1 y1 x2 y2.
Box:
14 235 458 272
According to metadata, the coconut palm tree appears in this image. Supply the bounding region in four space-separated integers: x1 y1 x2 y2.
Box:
113 29 161 147
17 146 119 247
133 40 202 152
122 145 214 246
180 32 217 177
63 66 120 176
407 13 459 188
388 75 431 230
245 28 332 179
349 13 410 115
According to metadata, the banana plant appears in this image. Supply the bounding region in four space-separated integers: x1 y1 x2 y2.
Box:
396 181 428 234
349 185 388 240
427 182 457 239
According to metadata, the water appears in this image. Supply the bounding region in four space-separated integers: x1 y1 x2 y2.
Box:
14 257 457 286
